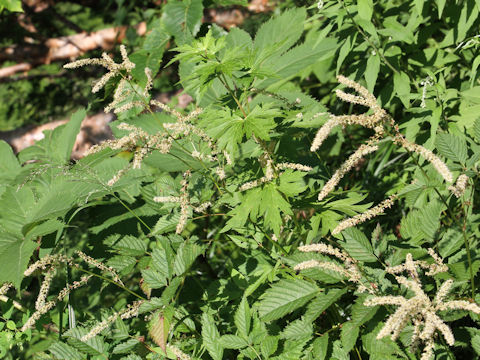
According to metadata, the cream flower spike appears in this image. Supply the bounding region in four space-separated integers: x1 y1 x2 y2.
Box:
64 45 135 93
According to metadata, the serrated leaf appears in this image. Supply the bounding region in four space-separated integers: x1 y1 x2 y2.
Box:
435 133 468 164
219 334 248 349
277 170 308 197
0 141 20 183
351 296 378 327
173 242 205 276
312 333 329 360
254 8 306 57
18 108 85 164
141 269 167 289
341 228 377 262
281 318 313 340
64 327 106 355
472 335 480 355
257 38 338 89
438 228 464 258
260 335 278 358
340 321 359 353
243 104 279 140
201 312 224 360
474 118 480 144
153 212 181 235
259 278 319 321
114 235 147 256
259 184 292 234
150 312 169 353
305 288 348 322
162 0 203 43
234 296 251 338
48 341 84 360
0 234 37 287
112 338 140 354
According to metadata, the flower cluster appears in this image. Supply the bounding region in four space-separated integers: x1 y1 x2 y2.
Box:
19 251 127 331
310 75 453 235
448 174 469 198
81 299 144 341
64 45 135 94
294 242 375 294
238 157 312 192
332 195 397 234
365 251 479 360
154 170 211 234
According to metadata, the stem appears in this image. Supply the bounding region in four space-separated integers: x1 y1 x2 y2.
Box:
76 267 146 301
111 193 152 232
338 0 399 75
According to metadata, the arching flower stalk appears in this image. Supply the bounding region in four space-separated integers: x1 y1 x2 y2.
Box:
332 195 397 234
294 243 375 294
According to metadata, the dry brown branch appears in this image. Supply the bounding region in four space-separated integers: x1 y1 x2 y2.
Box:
0 22 147 78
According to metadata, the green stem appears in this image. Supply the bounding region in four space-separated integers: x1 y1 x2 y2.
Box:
338 0 399 75
111 193 152 232
76 267 146 301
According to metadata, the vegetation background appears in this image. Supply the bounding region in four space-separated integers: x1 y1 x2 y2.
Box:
0 0 480 359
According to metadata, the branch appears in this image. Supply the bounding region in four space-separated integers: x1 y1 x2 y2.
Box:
0 22 146 78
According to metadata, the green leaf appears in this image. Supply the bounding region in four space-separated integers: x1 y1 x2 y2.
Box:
18 108 85 164
472 335 480 356
234 296 251 338
351 296 378 327
340 321 359 353
304 288 348 322
435 133 468 164
281 318 313 340
260 336 278 358
438 228 464 258
141 269 167 289
357 0 373 20
49 341 84 360
278 170 308 197
258 278 319 321
219 334 248 349
64 327 106 355
393 71 411 96
312 333 329 360
113 235 147 256
474 118 480 144
243 104 279 140
341 228 377 262
162 0 203 43
364 54 380 92
259 184 292 234
201 312 224 360
256 38 338 89
112 338 140 354
0 0 23 12
0 233 37 288
254 8 306 57
173 242 205 275
0 141 20 183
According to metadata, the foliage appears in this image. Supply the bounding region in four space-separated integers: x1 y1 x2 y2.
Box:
1 0 480 359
